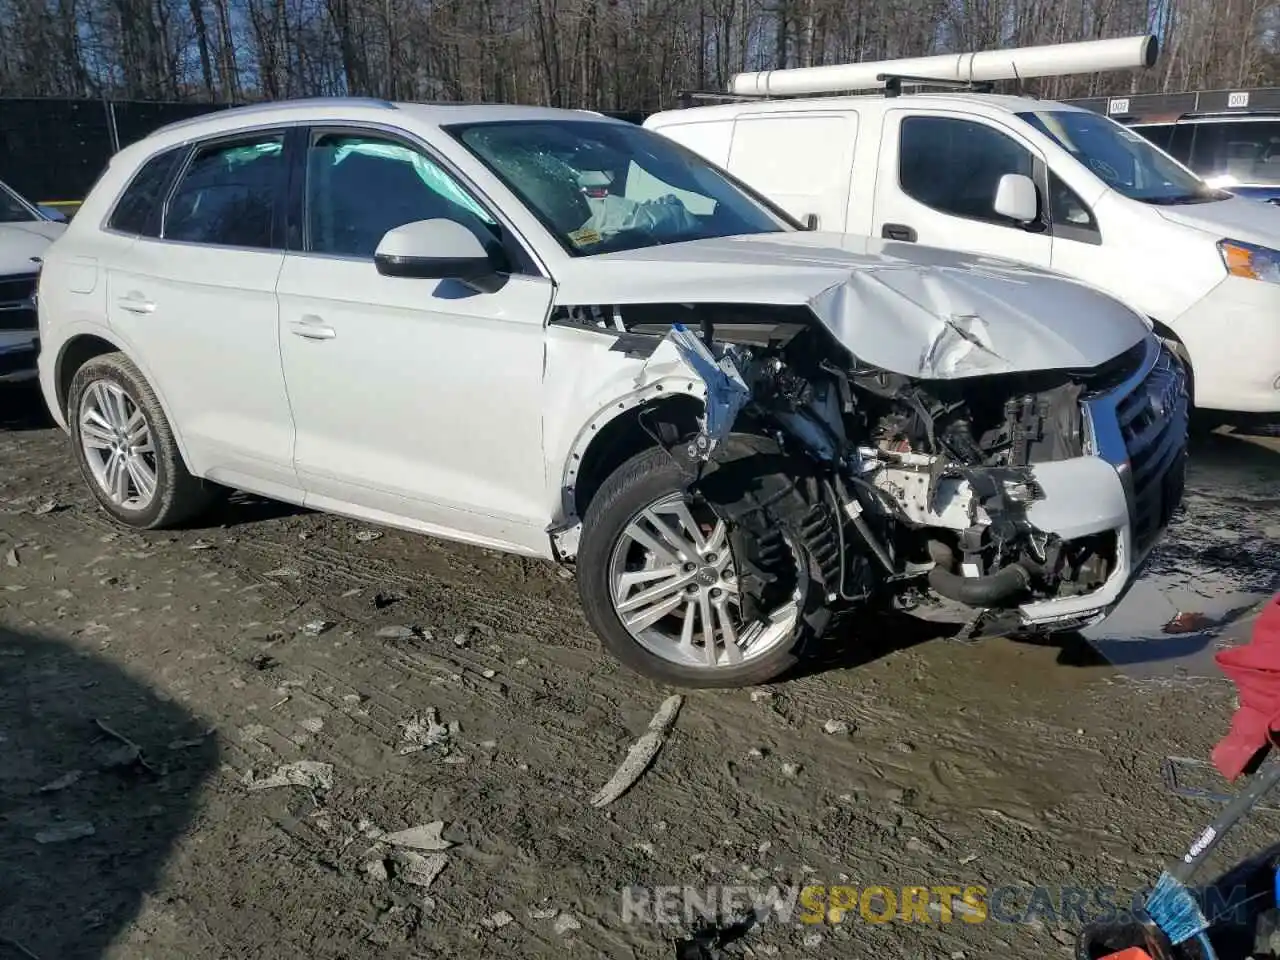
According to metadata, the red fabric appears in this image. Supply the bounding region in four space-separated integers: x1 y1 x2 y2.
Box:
1212 595 1280 780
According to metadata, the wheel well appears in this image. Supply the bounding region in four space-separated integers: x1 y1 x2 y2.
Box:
572 394 703 521
56 335 118 418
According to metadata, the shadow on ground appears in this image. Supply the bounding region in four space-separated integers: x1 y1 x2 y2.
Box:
0 627 219 960
0 384 54 432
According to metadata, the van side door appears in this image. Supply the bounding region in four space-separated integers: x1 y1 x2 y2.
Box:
872 109 1052 266
723 112 858 232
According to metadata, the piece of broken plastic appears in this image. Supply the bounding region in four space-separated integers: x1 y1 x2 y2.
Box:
665 323 751 449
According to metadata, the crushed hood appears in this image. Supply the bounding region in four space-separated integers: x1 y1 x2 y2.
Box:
551 231 1151 379
1153 194 1280 248
0 221 63 276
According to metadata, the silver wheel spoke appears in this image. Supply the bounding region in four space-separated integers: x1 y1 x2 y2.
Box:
641 508 700 561
125 410 148 444
106 452 129 503
80 420 115 450
715 599 743 665
125 455 157 501
678 600 698 656
624 521 682 566
622 590 687 633
663 500 709 553
698 591 716 667
617 568 696 617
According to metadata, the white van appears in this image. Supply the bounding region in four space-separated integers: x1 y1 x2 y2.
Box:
644 43 1280 417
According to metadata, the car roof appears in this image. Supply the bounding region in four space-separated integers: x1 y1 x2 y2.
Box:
146 98 624 145
647 92 1090 124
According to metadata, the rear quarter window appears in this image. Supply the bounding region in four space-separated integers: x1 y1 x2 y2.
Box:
107 148 185 237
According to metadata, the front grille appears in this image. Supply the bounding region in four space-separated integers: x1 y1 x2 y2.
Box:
1115 347 1189 554
0 273 37 333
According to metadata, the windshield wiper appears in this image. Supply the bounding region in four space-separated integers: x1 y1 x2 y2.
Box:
1140 190 1226 205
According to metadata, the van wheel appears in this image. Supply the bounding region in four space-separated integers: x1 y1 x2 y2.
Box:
576 437 833 688
67 352 220 529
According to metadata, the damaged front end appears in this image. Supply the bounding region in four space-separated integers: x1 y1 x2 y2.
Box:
641 313 1187 639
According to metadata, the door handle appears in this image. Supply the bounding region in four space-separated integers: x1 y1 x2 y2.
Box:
116 294 155 315
881 223 917 242
289 317 336 341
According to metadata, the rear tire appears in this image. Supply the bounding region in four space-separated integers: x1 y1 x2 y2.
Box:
577 435 834 688
67 352 220 529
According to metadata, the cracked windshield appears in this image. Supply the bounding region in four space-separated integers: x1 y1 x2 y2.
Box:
449 119 792 255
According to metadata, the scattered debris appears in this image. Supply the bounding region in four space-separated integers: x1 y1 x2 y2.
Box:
746 748 765 760
376 625 423 640
780 762 802 778
168 731 213 750
354 530 383 543
481 910 514 931
38 770 83 792
5 547 18 567
553 913 581 935
264 567 302 579
381 821 454 852
243 760 334 792
822 719 851 735
188 539 216 551
300 620 334 637
801 932 823 948
528 907 559 920
590 694 684 808
906 837 931 855
894 741 916 754
31 500 59 516
959 853 979 865
361 856 390 882
92 718 158 776
398 709 450 754
35 821 95 843
479 740 497 750
481 668 497 679
342 693 364 705
341 588 362 598
556 567 575 580
388 849 447 889
749 690 773 703
300 717 324 734
1163 611 1213 634
248 653 278 671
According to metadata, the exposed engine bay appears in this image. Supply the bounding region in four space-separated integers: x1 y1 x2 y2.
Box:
565 302 1156 636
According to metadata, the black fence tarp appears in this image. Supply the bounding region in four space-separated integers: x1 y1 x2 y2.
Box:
0 98 232 203
0 99 648 205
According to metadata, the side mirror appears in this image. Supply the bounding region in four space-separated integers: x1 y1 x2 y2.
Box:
802 213 819 231
374 219 506 293
993 173 1038 224
38 204 68 223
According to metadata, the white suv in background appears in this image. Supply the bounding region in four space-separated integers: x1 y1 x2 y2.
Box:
37 98 1187 687
0 178 66 383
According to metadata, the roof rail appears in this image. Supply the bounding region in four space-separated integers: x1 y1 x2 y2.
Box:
676 90 774 108
152 96 398 137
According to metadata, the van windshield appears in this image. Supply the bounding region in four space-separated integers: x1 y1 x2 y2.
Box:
445 119 795 256
1018 109 1228 205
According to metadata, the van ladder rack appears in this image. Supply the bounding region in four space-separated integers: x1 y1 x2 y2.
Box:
879 73 996 97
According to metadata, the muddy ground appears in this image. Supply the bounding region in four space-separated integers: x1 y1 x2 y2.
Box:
2 384 1279 960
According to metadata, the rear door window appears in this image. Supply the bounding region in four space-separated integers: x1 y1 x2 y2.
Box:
163 133 285 249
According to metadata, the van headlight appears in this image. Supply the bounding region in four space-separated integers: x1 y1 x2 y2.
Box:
1218 238 1280 283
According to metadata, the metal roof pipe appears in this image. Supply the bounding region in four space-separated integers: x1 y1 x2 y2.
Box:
727 35 1159 98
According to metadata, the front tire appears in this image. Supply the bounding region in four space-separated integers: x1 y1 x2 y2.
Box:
67 352 219 529
577 437 834 688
